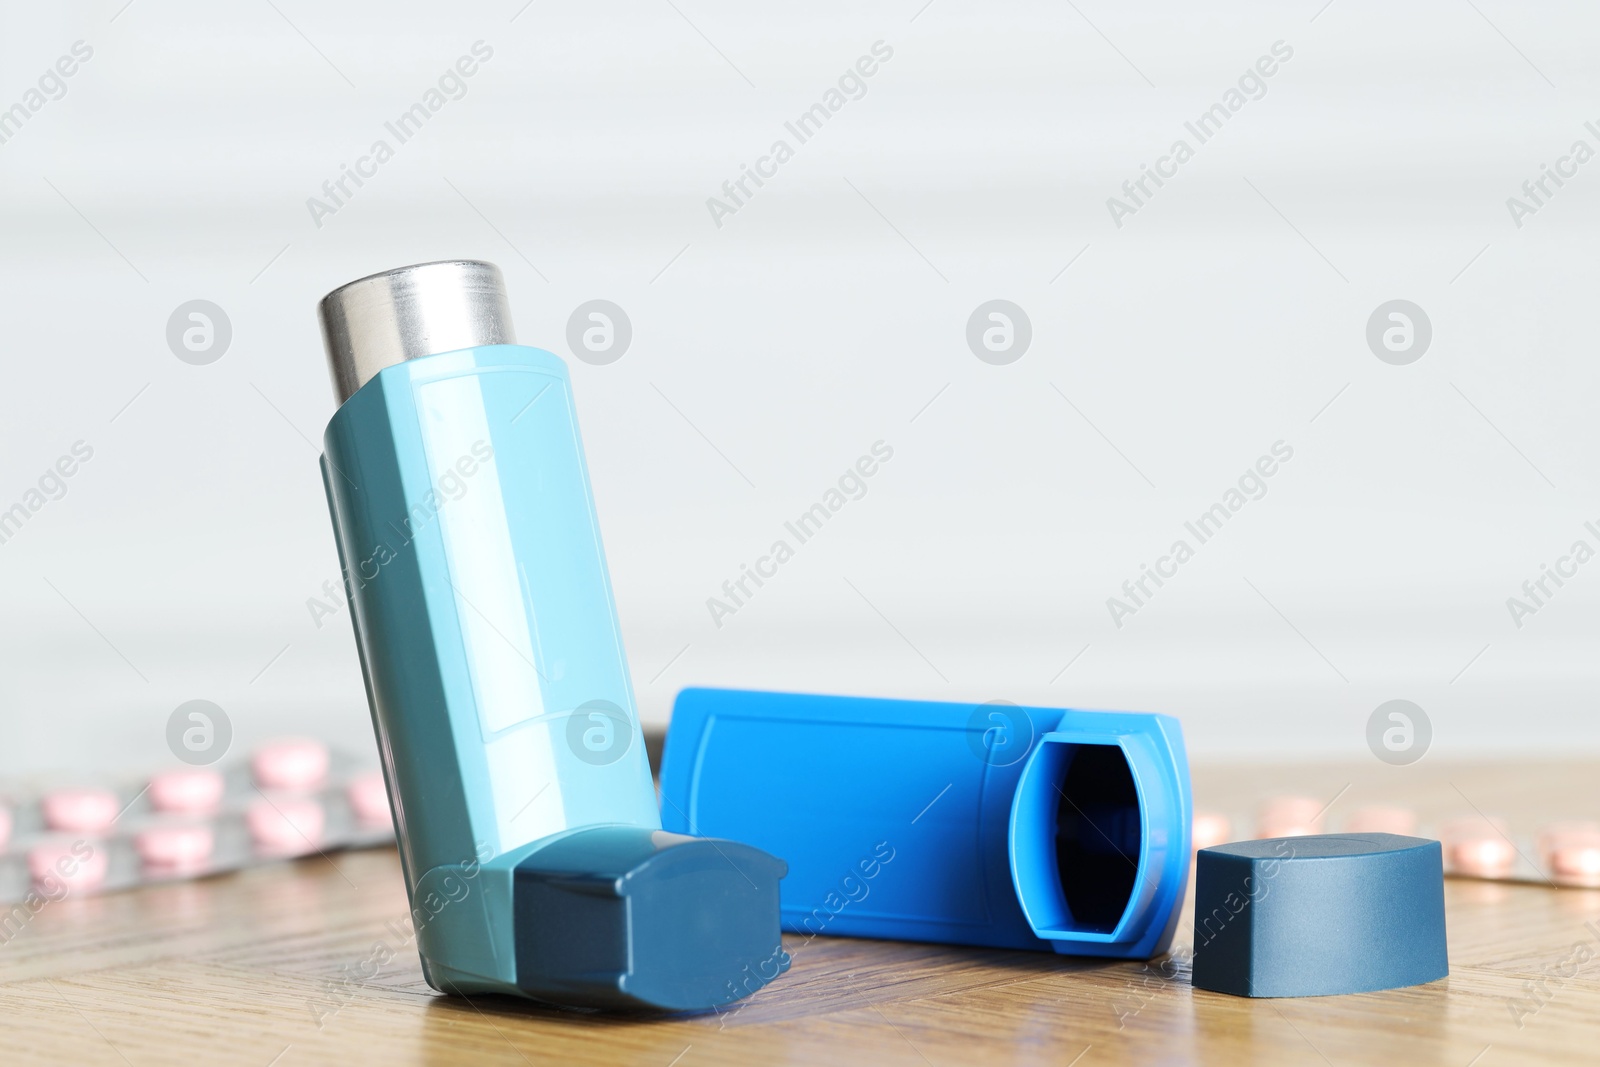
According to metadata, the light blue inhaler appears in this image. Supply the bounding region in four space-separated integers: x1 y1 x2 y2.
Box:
661 689 1191 960
316 262 787 1011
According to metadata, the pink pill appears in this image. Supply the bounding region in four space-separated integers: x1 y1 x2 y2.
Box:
253 739 330 792
1536 823 1600 884
0 805 11 850
1548 840 1600 886
1344 806 1418 836
1447 834 1516 878
28 840 109 892
1192 811 1233 851
1537 821 1600 856
149 769 225 816
41 788 120 835
1256 795 1325 839
135 823 215 869
247 797 325 853
346 772 392 827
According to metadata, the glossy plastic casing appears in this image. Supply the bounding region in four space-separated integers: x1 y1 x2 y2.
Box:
1191 834 1448 997
660 689 1191 959
320 346 786 1010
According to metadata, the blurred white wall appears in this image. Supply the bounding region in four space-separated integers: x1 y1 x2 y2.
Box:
1 0 1597 774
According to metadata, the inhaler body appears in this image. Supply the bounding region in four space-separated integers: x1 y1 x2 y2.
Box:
317 263 785 1011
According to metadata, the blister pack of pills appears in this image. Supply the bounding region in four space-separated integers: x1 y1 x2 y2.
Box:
0 738 394 904
1192 797 1600 888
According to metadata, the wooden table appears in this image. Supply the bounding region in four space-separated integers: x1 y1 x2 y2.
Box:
3 760 1595 1065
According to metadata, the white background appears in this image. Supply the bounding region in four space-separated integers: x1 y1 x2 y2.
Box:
1 0 1596 776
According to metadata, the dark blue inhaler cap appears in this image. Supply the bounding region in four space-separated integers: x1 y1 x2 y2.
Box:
513 826 789 1011
1191 833 1449 998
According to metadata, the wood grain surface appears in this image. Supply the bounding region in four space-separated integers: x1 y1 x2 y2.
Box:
2 759 1595 1066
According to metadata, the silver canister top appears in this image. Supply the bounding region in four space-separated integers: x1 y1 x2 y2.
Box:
318 260 515 403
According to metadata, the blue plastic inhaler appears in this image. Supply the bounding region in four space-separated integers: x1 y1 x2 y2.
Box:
660 689 1192 959
316 262 788 1010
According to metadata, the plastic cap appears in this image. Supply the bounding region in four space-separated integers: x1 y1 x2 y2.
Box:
1191 833 1448 998
512 826 789 1011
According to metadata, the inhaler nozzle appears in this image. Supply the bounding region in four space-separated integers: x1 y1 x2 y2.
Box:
318 260 515 403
